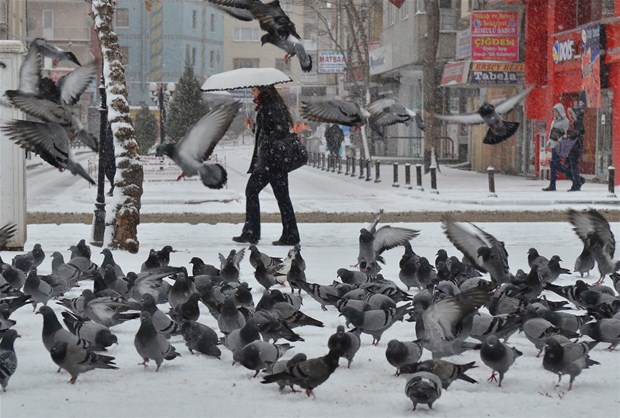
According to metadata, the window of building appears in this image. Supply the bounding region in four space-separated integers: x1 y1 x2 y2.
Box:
401 1 409 20
416 0 426 14
209 50 215 69
119 46 129 65
275 58 291 72
192 10 197 30
42 10 53 39
210 13 216 32
280 1 293 12
233 27 260 42
115 8 129 27
185 45 196 67
387 3 396 26
439 0 452 8
233 58 260 69
601 0 615 16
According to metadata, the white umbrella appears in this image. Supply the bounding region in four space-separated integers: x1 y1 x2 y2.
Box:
201 67 292 92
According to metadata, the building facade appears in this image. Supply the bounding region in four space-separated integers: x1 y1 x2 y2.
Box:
115 0 225 105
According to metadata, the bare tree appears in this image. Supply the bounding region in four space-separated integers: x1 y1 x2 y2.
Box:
423 0 441 171
90 0 143 253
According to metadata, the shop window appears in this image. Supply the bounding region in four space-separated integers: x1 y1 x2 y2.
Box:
233 58 260 69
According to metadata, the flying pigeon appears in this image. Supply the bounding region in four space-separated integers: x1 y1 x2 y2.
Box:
433 85 534 144
301 98 371 127
50 341 117 384
442 215 513 287
0 329 19 392
567 208 620 285
207 0 312 72
366 98 425 130
31 38 81 66
358 209 420 273
480 334 522 387
404 371 442 411
261 349 341 396
156 101 241 189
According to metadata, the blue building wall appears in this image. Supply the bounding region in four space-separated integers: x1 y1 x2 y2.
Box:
115 0 224 106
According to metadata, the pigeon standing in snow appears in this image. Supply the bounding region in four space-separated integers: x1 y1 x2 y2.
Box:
219 248 246 283
579 319 620 350
50 341 117 384
207 0 312 72
340 302 411 345
327 325 360 368
37 306 91 353
180 320 221 358
385 339 424 376
261 349 341 396
0 329 19 391
399 359 478 390
433 85 534 145
542 339 599 390
61 311 117 351
404 371 442 411
134 311 181 371
357 209 420 274
140 293 180 338
480 334 522 387
233 341 291 377
248 244 282 274
266 353 308 392
156 101 241 189
12 243 45 273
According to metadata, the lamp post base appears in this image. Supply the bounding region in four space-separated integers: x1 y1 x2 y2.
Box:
90 202 106 247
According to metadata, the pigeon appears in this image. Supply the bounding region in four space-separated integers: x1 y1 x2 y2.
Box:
480 334 522 387
37 306 92 353
469 312 523 342
189 257 220 277
217 297 246 335
0 329 19 391
207 0 312 72
261 349 340 397
404 371 442 411
233 341 291 377
385 339 424 376
170 293 202 323
81 290 140 327
248 244 282 273
12 243 46 273
574 235 596 278
0 224 17 250
168 272 197 309
301 98 371 127
295 281 341 311
219 248 246 283
327 325 361 368
442 215 512 287
399 359 478 390
340 302 411 345
140 249 161 273
358 209 420 273
23 268 55 309
433 85 534 144
337 268 371 286
522 317 580 356
140 293 180 338
412 283 493 358
286 256 306 293
224 318 261 355
180 320 221 358
267 353 308 392
579 319 620 350
567 208 620 285
1 120 96 185
254 259 278 290
61 311 117 351
50 341 117 384
134 311 181 371
366 98 425 130
542 339 599 390
101 265 131 298
155 245 176 267
155 101 240 189
31 38 81 66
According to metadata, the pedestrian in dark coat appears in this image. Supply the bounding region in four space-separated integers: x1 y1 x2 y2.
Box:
542 103 569 191
325 123 344 157
233 85 300 246
558 107 586 191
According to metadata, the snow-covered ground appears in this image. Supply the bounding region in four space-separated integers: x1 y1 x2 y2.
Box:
1 142 618 417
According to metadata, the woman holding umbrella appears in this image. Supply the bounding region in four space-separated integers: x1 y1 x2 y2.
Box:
233 85 300 246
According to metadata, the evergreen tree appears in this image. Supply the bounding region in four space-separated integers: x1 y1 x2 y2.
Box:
166 65 209 143
134 102 158 155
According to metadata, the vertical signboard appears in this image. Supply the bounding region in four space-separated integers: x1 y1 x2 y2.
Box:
471 11 519 62
317 50 346 74
581 25 601 108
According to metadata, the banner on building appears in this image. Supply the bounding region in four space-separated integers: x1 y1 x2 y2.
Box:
456 28 472 59
581 24 601 108
389 0 405 8
469 62 525 85
318 50 346 74
440 60 470 86
471 11 519 62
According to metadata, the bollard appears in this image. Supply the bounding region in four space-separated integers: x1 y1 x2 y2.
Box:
415 163 423 191
608 166 617 198
392 162 399 187
321 154 326 170
359 158 365 179
374 160 381 183
487 166 497 197
337 157 342 174
332 156 337 173
430 165 438 194
404 163 412 189
345 156 350 175
350 157 356 177
366 160 372 181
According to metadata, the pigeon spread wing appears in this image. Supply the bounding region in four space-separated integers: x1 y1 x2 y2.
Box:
442 217 489 272
301 99 367 126
568 209 615 258
367 98 417 126
1 120 69 169
4 92 72 126
176 101 241 164
58 60 98 106
17 48 43 95
493 85 535 115
372 226 420 255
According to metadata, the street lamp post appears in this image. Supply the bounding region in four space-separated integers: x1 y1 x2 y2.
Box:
149 82 175 143
90 75 108 247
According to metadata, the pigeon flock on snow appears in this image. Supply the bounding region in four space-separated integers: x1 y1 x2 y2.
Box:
0 208 619 412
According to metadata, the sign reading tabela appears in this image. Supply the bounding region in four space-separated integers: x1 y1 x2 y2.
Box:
469 62 525 85
471 11 519 62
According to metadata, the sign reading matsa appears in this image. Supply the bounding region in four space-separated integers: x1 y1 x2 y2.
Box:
471 11 519 62
318 50 346 73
